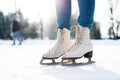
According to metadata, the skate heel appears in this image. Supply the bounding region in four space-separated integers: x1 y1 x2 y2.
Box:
84 51 93 58
84 51 95 63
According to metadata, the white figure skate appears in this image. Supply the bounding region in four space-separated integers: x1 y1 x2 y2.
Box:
40 28 72 65
61 25 95 65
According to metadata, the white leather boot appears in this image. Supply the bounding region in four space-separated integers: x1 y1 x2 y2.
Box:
62 25 93 64
40 28 72 64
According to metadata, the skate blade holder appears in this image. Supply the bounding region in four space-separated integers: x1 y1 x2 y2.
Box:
40 58 60 65
61 57 95 66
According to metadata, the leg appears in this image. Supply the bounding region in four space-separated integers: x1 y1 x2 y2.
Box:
12 32 16 45
40 0 73 65
61 0 95 65
77 0 95 29
56 0 71 30
78 0 95 62
16 31 22 45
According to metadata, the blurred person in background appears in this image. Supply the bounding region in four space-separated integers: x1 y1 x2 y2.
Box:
11 13 22 45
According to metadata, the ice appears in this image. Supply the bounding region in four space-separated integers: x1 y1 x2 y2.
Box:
0 39 120 80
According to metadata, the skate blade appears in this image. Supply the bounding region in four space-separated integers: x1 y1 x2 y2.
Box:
40 62 60 65
40 58 60 65
40 59 72 65
61 61 95 66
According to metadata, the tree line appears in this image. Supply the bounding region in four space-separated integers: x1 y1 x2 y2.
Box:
0 10 105 40
0 10 39 40
0 4 120 40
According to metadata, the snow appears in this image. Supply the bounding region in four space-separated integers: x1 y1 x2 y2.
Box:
0 39 120 80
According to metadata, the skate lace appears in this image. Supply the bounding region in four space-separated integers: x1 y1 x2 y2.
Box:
49 40 62 54
49 31 65 55
68 26 84 53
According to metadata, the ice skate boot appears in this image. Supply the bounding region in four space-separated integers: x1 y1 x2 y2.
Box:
40 28 72 65
62 25 94 65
